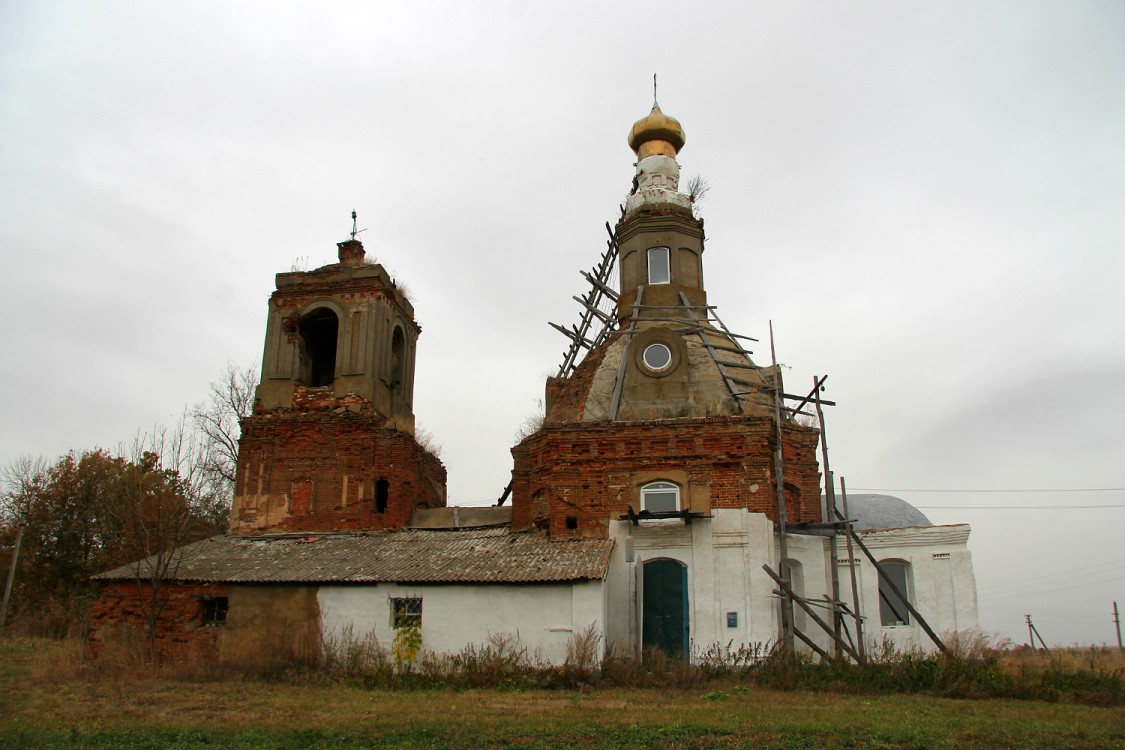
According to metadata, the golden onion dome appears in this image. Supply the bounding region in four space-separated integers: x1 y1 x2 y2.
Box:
627 105 686 158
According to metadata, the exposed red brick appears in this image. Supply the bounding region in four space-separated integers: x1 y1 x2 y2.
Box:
232 407 446 535
511 415 821 538
89 581 228 661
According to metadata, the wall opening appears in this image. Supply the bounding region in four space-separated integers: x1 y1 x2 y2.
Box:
200 597 229 626
390 326 406 393
641 480 680 512
647 247 670 285
392 597 422 628
878 560 912 626
375 479 390 513
299 308 339 387
785 559 806 633
565 516 578 530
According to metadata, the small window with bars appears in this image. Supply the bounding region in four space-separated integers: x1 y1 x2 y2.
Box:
200 596 229 626
392 597 422 629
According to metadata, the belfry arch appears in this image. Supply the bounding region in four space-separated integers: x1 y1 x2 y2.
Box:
298 307 339 387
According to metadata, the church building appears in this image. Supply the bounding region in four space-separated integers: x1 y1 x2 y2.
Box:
89 103 979 664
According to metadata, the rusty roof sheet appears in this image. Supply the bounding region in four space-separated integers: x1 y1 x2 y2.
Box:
93 527 613 585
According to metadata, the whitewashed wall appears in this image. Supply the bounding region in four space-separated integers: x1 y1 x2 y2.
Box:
606 509 780 659
318 580 605 664
850 524 979 653
605 511 979 660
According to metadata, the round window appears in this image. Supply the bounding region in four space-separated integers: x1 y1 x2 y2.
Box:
642 343 672 371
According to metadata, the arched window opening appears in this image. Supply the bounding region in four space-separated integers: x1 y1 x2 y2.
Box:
878 560 912 626
390 326 405 391
299 308 339 387
785 559 806 632
375 479 390 514
641 481 680 513
647 247 670 285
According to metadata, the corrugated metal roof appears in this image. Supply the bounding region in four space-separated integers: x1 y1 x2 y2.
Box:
93 528 613 585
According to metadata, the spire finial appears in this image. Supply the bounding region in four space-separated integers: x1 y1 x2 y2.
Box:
348 209 366 241
653 73 659 109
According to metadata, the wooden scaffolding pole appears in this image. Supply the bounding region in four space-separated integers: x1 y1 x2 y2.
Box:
812 375 842 658
763 564 862 663
838 477 866 661
769 321 794 651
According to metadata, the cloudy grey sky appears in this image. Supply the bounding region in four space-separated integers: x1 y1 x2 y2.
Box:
2 1 1122 647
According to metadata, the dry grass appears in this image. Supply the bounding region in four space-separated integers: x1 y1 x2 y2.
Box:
2 636 1124 749
997 643 1125 674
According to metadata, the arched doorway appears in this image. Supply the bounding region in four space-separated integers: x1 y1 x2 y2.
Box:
642 558 689 658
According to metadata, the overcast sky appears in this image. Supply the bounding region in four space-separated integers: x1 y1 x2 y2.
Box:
2 1 1122 647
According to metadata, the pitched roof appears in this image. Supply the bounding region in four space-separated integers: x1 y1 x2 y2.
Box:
93 527 613 585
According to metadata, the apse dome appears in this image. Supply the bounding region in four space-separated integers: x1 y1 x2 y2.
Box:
824 493 933 531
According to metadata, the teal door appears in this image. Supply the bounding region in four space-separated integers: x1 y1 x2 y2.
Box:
642 559 689 658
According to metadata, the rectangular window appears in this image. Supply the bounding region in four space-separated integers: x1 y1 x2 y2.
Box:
200 596 229 626
391 597 422 628
647 247 670 285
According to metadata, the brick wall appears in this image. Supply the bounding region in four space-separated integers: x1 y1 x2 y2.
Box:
510 415 821 538
231 407 446 535
89 581 228 661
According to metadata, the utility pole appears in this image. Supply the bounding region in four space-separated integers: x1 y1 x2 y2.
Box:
1025 614 1051 655
1114 601 1122 650
1025 614 1034 649
1 523 25 629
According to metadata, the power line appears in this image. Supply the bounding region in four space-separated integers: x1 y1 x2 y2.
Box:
976 559 1125 593
978 560 1125 592
980 569 1125 599
980 574 1125 602
914 505 1125 510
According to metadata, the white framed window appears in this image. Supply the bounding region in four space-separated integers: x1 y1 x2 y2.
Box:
641 481 680 513
647 247 670 284
878 560 911 626
392 597 422 628
642 343 672 371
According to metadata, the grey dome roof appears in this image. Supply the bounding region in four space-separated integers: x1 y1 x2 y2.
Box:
823 493 933 531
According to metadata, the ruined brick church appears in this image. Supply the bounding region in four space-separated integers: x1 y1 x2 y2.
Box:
91 104 978 662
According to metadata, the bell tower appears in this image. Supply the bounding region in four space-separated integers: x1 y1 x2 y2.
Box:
255 236 419 431
231 225 446 535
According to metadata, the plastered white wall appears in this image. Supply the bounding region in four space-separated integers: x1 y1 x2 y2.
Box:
605 510 979 661
849 525 979 653
606 509 779 659
319 580 604 664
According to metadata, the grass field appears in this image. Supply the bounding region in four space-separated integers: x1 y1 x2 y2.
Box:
2 638 1123 749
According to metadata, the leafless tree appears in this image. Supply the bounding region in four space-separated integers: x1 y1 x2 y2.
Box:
192 362 257 506
687 174 711 218
101 416 222 659
0 456 46 526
